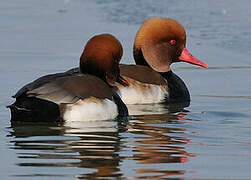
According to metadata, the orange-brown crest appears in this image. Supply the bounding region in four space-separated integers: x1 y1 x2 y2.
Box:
79 34 127 86
134 18 187 72
80 34 123 70
134 17 186 48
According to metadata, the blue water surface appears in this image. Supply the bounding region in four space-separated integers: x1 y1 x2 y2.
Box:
1 0 251 179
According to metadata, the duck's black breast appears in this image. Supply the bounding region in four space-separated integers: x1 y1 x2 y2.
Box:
160 71 190 104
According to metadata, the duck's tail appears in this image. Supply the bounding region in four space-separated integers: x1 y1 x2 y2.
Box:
7 97 61 122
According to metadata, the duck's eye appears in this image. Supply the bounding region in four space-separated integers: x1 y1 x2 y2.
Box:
169 39 176 45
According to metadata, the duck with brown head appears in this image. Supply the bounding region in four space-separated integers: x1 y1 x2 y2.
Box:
8 34 129 122
118 17 208 104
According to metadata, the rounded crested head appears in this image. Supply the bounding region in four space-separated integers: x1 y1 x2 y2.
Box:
81 33 123 65
135 17 186 47
80 34 128 86
134 17 207 72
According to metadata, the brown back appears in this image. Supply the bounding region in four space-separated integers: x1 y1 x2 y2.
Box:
119 64 167 85
26 74 114 105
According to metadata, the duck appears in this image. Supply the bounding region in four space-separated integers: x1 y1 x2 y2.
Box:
116 17 208 104
8 34 129 122
65 18 207 105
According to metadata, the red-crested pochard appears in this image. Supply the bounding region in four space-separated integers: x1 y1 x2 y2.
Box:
66 18 207 105
116 17 208 104
8 34 129 122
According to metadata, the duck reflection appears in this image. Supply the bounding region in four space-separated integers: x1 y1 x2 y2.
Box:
8 103 196 179
126 111 196 178
63 120 128 179
127 102 189 116
9 120 127 179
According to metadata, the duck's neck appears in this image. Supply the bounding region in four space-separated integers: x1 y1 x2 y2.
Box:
133 47 149 66
160 71 190 103
134 47 190 103
80 60 107 84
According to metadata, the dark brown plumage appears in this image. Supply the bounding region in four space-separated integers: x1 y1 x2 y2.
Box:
8 34 128 122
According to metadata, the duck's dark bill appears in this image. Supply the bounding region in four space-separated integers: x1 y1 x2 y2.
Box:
179 48 208 68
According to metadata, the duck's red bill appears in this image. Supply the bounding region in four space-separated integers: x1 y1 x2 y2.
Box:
179 48 208 68
117 75 129 86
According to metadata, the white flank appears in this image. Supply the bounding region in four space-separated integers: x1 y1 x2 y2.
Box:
62 98 118 121
117 82 168 104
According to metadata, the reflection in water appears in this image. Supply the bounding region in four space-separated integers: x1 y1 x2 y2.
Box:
8 104 196 179
9 120 127 179
127 102 190 115
63 120 128 179
126 112 195 179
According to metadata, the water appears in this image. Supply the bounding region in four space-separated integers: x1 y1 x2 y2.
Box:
1 0 251 179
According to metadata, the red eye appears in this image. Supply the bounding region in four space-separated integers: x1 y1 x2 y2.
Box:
169 39 176 45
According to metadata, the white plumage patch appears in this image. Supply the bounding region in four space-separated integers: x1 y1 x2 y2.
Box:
61 97 118 121
117 79 168 104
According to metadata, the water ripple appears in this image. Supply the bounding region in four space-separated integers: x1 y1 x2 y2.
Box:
8 110 197 179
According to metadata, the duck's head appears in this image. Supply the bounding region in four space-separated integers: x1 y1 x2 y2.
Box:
134 17 208 72
80 34 129 86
